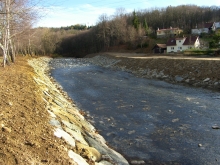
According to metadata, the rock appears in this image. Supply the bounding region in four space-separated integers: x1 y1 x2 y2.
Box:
128 130 135 134
203 78 210 82
130 160 145 164
212 125 220 129
68 150 89 165
198 144 202 147
214 82 219 86
47 110 57 118
50 118 62 129
76 142 102 162
95 160 113 165
54 128 75 147
172 118 179 123
85 136 129 165
185 79 190 83
64 126 88 146
175 76 184 82
2 126 11 133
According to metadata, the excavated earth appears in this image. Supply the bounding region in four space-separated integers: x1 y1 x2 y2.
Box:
0 57 77 165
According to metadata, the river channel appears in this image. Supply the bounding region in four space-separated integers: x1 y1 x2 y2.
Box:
50 58 220 165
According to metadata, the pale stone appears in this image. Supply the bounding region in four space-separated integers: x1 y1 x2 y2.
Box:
203 78 210 82
130 160 145 164
47 110 56 118
76 142 102 162
50 119 62 129
95 161 113 165
68 150 89 165
64 126 88 146
54 128 75 147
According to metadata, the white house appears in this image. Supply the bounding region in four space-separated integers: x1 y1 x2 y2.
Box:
191 22 216 35
214 22 220 29
157 27 183 38
166 36 200 53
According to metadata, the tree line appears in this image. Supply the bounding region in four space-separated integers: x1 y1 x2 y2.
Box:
6 4 220 60
54 5 220 57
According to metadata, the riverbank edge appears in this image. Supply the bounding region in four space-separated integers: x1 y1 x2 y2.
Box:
28 57 129 165
85 53 220 92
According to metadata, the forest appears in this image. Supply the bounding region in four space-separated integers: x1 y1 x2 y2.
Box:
2 4 220 62
53 5 220 57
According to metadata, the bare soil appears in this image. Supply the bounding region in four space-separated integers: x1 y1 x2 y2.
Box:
0 57 76 165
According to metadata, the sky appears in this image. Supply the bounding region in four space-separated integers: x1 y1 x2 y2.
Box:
34 0 220 28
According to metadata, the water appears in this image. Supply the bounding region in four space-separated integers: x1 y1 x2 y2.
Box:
50 58 220 165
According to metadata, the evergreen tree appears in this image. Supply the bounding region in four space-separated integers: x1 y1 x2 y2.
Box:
132 10 139 30
143 18 149 35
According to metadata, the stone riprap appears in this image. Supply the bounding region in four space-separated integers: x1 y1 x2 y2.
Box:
28 58 129 165
84 55 220 91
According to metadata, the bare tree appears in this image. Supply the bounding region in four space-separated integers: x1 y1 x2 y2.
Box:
0 0 37 67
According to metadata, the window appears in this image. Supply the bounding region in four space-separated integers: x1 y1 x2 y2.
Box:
179 40 181 43
171 47 174 50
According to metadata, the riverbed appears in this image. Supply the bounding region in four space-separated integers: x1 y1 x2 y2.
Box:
50 58 220 165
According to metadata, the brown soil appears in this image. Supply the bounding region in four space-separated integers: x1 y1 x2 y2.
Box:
0 57 76 165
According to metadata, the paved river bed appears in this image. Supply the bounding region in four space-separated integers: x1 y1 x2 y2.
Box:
50 58 220 165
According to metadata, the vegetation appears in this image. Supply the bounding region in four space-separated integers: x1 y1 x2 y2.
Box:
2 4 220 62
52 5 220 57
0 0 37 67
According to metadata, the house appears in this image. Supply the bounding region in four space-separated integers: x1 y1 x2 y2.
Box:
166 36 200 53
157 27 183 38
215 22 220 31
152 44 167 53
192 22 216 35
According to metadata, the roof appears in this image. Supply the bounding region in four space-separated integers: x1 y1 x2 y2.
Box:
204 22 214 28
156 44 167 48
166 36 199 46
183 36 198 45
166 38 176 46
152 44 167 50
157 28 180 32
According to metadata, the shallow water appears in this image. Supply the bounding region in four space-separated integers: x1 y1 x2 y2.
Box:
50 58 220 165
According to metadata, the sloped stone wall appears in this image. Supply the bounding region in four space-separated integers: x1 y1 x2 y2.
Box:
28 57 129 165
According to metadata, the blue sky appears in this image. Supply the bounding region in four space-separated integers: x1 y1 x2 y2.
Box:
34 0 220 27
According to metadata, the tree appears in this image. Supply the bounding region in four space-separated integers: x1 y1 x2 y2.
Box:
143 18 149 35
132 10 139 30
209 31 220 48
0 0 37 67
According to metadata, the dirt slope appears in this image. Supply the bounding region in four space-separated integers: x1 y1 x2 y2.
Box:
0 57 76 165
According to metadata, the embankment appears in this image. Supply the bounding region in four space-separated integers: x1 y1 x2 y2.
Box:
85 54 220 91
28 57 129 165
